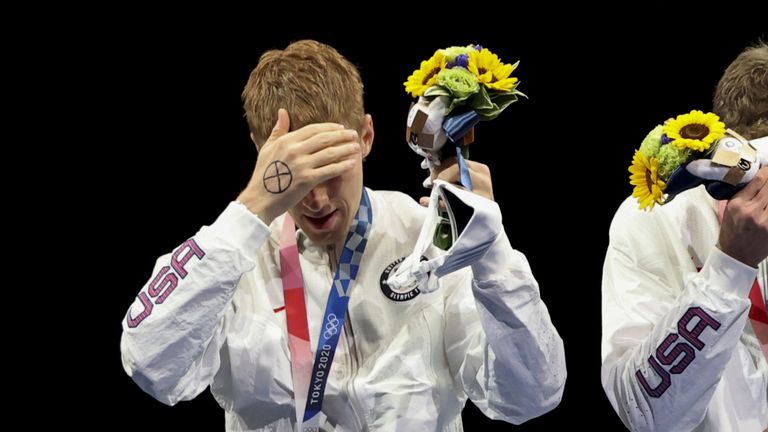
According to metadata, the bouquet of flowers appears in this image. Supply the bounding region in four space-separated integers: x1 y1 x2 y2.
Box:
404 45 525 190
404 44 524 248
629 110 765 210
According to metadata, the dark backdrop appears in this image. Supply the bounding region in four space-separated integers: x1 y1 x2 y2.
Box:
77 13 765 431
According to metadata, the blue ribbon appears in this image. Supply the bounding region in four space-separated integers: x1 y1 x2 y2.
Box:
303 188 373 422
454 143 473 191
444 111 480 191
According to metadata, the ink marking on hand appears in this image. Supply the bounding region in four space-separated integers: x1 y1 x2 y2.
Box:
263 161 292 194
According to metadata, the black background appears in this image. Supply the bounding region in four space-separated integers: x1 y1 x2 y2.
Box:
62 11 766 431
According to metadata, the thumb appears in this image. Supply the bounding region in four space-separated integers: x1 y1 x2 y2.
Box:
269 108 291 140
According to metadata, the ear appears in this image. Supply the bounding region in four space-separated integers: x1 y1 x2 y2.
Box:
360 114 374 158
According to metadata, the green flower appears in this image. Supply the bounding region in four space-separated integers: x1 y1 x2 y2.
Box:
437 67 479 100
639 125 663 159
656 143 691 180
441 45 473 61
637 124 691 180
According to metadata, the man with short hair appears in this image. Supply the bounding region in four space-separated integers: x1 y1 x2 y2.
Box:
121 39 566 431
601 43 768 431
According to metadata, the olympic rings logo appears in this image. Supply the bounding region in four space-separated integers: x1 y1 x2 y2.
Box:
322 313 340 340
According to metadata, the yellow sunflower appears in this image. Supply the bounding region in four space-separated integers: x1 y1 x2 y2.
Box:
629 150 666 210
468 48 519 92
663 110 725 152
404 50 447 97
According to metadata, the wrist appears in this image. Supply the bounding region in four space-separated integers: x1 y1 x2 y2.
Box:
237 191 276 226
703 247 758 298
716 242 759 268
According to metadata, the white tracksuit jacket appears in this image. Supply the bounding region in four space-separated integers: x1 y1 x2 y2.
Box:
602 185 768 432
121 189 566 431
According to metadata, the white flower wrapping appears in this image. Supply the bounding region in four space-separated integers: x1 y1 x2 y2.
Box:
406 96 450 187
687 135 767 183
664 133 768 203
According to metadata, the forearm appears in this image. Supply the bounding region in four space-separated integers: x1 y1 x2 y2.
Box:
469 231 566 423
121 201 270 404
602 248 755 432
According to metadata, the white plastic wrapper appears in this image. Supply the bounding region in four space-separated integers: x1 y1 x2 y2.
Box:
686 135 767 184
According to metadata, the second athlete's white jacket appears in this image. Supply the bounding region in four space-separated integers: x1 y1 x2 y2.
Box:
602 185 768 432
121 189 566 431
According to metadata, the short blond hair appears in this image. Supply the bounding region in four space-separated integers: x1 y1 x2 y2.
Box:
242 40 365 146
713 42 768 139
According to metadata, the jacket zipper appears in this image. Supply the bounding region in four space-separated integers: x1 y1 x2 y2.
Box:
327 246 369 431
344 313 369 431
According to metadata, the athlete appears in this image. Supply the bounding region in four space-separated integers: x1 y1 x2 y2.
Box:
121 40 566 431
601 42 768 431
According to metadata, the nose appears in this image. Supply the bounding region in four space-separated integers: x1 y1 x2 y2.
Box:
302 183 330 213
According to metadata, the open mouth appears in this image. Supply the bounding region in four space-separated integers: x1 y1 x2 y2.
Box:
305 210 339 231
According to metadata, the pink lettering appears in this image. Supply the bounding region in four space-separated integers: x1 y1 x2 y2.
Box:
679 306 721 350
147 266 179 304
126 239 205 328
171 239 206 278
636 307 721 398
635 356 670 398
126 292 154 328
656 333 696 374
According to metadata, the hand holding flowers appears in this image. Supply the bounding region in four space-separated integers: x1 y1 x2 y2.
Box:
629 110 767 210
404 45 525 191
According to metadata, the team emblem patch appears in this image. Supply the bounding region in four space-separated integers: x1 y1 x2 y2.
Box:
379 256 427 302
